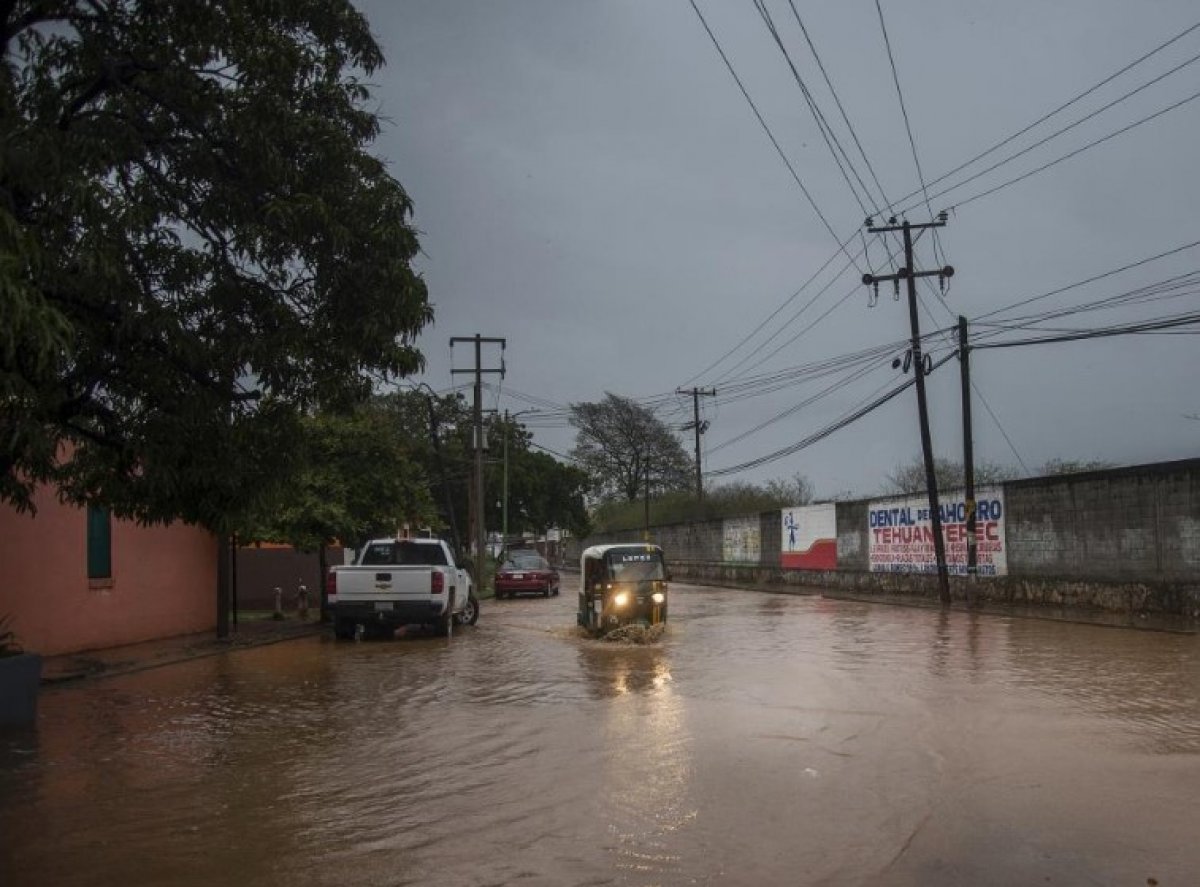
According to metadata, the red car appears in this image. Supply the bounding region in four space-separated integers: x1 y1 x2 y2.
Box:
494 553 560 599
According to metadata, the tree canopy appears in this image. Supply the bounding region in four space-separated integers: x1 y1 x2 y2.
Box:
240 404 436 553
1 1 430 530
569 393 692 502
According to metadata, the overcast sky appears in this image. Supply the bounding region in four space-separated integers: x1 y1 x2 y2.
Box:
356 0 1199 499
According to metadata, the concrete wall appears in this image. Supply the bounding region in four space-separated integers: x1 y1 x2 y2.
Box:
583 459 1200 618
0 485 217 656
1005 461 1200 581
235 545 344 610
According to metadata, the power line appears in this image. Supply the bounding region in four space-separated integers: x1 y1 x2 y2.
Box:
901 47 1200 216
874 0 943 264
686 0 861 272
975 237 1200 321
706 348 959 478
884 18 1200 213
753 0 874 217
678 18 1200 393
948 85 1200 212
969 381 1030 475
788 0 892 213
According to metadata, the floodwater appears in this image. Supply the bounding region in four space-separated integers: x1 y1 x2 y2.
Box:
2 584 1199 886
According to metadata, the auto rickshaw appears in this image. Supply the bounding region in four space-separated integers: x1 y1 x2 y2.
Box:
578 543 669 635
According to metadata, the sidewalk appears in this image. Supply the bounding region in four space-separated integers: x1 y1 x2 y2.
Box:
42 616 325 684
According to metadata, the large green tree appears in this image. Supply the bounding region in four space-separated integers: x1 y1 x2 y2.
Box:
1 1 430 529
569 393 692 502
242 406 436 554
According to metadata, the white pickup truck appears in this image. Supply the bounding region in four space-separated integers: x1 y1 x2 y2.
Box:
326 538 478 639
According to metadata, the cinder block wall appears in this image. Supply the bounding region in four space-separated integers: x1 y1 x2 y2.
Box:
583 458 1200 616
1006 460 1200 581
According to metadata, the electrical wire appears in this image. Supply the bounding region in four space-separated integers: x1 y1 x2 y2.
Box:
898 48 1200 216
788 0 892 214
974 237 1200 321
875 0 944 265
947 85 1200 212
753 0 873 217
884 18 1200 213
706 348 960 477
686 0 861 272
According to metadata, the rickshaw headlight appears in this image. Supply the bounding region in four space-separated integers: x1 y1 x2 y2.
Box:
651 592 665 604
613 591 629 607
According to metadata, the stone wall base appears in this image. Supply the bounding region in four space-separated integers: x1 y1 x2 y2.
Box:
672 561 1200 620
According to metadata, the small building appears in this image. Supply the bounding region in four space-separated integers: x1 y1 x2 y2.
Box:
0 483 217 656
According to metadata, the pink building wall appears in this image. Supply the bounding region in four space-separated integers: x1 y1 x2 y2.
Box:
0 484 217 656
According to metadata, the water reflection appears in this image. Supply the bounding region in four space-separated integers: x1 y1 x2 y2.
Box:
577 640 696 882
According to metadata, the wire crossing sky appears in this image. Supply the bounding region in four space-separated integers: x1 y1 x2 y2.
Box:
360 0 1200 498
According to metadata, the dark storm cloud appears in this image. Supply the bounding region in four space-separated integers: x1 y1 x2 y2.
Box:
357 0 1200 495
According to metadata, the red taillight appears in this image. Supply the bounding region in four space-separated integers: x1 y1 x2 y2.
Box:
325 572 337 595
431 571 444 594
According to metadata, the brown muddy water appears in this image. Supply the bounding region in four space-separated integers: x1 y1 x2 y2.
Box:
2 584 1199 886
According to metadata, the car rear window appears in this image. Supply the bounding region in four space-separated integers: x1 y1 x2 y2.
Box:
360 541 448 566
504 555 550 571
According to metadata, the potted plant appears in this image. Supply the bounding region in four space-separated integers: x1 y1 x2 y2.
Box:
0 615 42 727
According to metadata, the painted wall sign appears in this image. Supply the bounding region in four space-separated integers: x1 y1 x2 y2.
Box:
867 486 1007 576
781 504 837 570
722 517 761 563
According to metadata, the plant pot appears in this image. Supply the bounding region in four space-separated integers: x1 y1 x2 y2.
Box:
0 652 43 727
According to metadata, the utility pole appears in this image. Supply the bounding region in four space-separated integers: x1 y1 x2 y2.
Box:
863 216 955 605
423 391 461 558
450 334 506 595
643 454 651 542
677 386 716 499
958 315 977 602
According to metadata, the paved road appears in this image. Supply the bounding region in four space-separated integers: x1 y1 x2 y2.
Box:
2 583 1198 886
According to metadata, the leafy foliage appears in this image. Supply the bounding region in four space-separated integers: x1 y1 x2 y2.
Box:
1 1 430 530
240 405 436 553
569 393 692 502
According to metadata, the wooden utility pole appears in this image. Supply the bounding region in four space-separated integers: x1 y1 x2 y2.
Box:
643 455 651 542
958 315 978 601
677 386 716 499
863 216 955 605
450 334 506 593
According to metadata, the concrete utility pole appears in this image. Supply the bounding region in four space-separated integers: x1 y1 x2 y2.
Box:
677 386 716 499
422 389 461 558
450 334 506 594
863 216 955 605
958 315 977 601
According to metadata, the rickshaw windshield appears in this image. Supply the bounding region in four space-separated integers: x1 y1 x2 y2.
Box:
605 551 666 583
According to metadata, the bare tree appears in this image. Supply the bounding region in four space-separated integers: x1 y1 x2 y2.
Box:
764 473 815 506
569 393 692 502
884 457 1019 495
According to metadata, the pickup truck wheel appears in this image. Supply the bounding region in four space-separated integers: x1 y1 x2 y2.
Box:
436 610 453 638
455 594 480 626
333 619 355 640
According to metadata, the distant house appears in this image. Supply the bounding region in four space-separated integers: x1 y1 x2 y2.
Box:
0 483 217 656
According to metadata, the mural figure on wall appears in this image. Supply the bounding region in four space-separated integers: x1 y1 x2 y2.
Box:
780 504 837 570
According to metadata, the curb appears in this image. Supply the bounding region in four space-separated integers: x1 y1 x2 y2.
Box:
42 624 326 685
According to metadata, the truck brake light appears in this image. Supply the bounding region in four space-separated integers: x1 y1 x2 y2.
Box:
325 572 337 596
431 571 444 594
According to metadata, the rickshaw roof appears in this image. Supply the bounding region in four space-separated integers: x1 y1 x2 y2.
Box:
581 543 663 560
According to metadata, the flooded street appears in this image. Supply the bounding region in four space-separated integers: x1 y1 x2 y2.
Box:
3 583 1199 886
